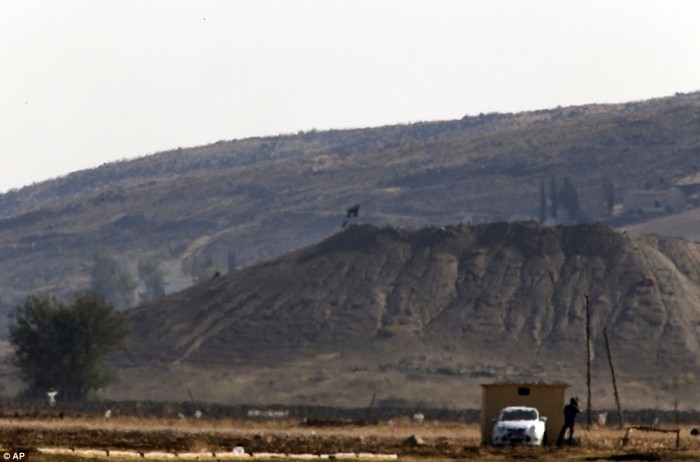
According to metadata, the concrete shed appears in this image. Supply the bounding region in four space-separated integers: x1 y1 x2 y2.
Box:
481 382 570 445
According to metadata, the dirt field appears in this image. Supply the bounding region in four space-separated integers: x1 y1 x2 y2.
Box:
1 416 700 461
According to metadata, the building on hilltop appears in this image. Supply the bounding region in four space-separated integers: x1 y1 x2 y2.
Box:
622 188 685 215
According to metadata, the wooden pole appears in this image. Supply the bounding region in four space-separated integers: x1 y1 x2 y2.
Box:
364 392 376 423
585 294 592 427
674 398 680 426
603 327 624 427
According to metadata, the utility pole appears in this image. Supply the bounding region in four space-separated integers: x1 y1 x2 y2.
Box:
585 294 592 427
604 327 624 428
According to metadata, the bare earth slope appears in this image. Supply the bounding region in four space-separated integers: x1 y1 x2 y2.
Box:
624 207 700 242
112 222 700 410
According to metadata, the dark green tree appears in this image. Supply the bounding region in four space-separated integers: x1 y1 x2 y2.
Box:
602 177 615 214
9 294 128 401
559 176 580 221
550 175 558 219
137 257 165 302
539 180 547 224
90 249 136 309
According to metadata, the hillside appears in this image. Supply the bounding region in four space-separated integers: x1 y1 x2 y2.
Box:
110 222 700 410
2 91 700 322
623 207 700 242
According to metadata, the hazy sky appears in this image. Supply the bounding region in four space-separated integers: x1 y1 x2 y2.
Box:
2 0 700 193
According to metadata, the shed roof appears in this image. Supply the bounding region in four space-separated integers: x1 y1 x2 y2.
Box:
481 382 570 388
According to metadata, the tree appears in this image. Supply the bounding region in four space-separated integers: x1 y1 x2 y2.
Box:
9 294 128 401
90 249 136 309
137 257 165 302
539 180 547 224
559 176 581 221
602 177 615 214
550 175 558 219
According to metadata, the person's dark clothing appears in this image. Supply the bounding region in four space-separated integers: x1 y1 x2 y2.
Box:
557 401 582 446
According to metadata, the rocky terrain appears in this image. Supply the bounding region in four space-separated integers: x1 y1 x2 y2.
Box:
111 222 700 410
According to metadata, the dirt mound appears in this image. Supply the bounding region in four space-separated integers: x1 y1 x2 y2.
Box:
109 222 700 409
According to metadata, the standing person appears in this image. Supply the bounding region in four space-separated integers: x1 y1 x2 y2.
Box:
557 397 582 446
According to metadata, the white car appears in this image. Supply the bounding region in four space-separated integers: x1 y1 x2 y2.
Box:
492 406 547 446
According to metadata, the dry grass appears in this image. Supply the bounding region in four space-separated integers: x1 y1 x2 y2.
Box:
2 416 700 461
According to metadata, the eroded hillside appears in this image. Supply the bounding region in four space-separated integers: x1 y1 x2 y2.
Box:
112 222 700 410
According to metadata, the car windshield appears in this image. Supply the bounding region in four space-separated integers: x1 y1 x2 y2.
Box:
500 409 538 421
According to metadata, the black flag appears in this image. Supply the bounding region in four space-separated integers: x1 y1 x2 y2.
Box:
346 204 360 218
